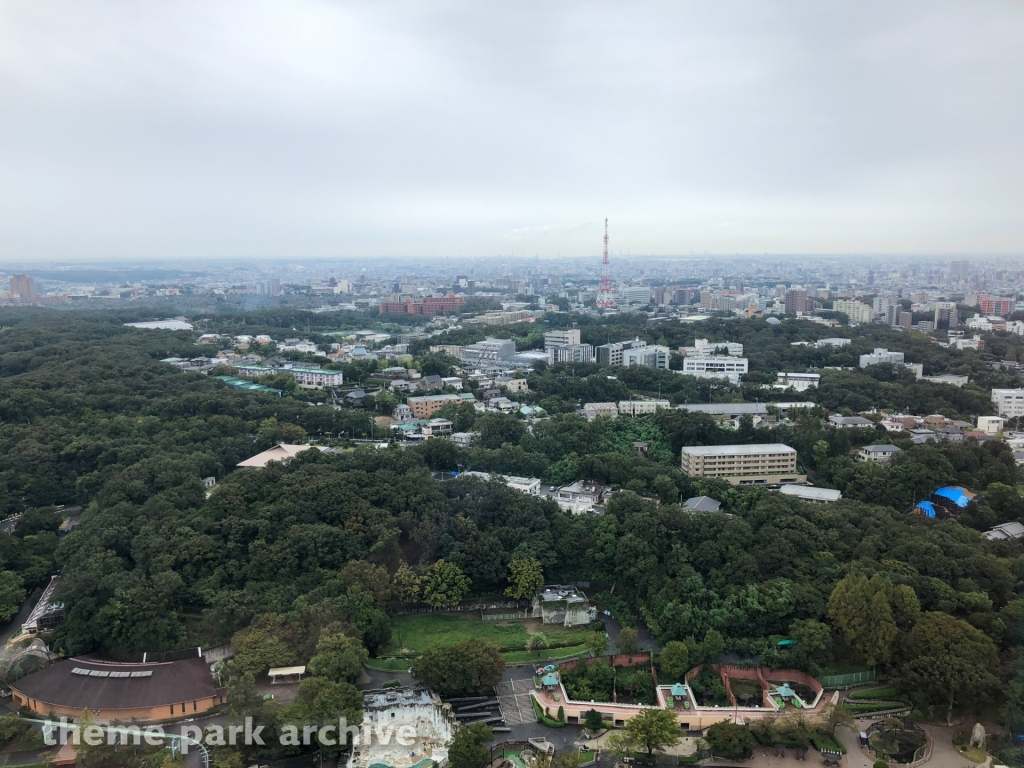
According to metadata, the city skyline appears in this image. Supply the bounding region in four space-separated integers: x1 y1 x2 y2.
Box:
2 1 1023 261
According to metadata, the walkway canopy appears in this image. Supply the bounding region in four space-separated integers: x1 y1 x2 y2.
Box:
268 666 306 684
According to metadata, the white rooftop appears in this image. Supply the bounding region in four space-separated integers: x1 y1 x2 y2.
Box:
681 443 796 457
779 485 842 502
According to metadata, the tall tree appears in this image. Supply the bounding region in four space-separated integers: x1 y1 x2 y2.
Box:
411 639 506 695
308 630 368 683
658 641 691 682
422 559 471 608
620 706 681 757
504 555 544 600
448 722 493 768
827 574 899 667
898 612 999 725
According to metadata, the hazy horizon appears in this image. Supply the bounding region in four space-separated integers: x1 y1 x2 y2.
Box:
3 1 1023 261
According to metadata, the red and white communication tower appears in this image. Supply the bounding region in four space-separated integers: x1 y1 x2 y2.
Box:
595 217 616 309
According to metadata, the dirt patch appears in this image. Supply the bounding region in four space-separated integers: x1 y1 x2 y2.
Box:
521 618 547 633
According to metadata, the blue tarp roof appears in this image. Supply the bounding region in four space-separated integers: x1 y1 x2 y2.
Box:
915 501 937 518
934 486 972 508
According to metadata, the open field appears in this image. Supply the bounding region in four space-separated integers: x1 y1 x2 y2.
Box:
384 613 590 654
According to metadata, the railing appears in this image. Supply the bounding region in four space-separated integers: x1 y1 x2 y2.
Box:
864 720 927 765
820 670 875 689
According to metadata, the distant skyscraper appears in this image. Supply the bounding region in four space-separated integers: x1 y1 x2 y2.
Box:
950 260 969 279
10 274 36 300
934 301 959 330
784 288 807 315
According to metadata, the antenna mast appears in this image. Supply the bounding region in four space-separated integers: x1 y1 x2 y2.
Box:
596 217 616 308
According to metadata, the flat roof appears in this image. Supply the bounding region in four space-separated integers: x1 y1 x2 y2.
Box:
779 485 842 501
681 443 796 457
269 666 306 676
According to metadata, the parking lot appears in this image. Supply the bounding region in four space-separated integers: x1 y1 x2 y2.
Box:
496 679 539 725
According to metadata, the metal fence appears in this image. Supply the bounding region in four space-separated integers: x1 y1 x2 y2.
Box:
819 670 876 689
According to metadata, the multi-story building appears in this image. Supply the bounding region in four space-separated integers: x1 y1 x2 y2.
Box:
833 300 873 324
582 402 619 421
379 294 466 315
429 344 465 357
9 274 37 300
596 338 646 366
460 338 516 365
615 286 652 305
681 355 749 382
775 372 821 391
934 301 959 330
979 294 1013 317
544 329 581 350
857 444 903 463
859 348 905 367
235 365 344 389
681 338 743 357
406 393 475 419
618 400 670 417
548 344 595 364
784 288 807 315
992 389 1024 418
680 443 804 485
621 344 670 369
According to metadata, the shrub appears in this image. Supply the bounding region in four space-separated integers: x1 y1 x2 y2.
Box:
557 705 564 722
706 721 755 760
584 709 605 731
874 761 889 768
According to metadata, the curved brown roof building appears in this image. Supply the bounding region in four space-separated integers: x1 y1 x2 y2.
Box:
10 657 224 723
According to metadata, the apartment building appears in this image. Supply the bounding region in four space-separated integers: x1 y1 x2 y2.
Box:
618 400 670 417
680 443 804 485
933 301 959 330
979 294 1014 317
681 356 749 382
833 300 873 324
784 288 807 315
235 365 344 389
582 402 619 421
407 393 476 419
992 389 1024 418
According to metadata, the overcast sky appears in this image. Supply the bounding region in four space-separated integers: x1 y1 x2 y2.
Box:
1 1 1023 261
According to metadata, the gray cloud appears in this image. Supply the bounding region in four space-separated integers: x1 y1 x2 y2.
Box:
1 0 1022 260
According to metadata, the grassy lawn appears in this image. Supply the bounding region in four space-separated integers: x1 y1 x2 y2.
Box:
848 687 900 700
365 657 412 672
385 613 589 654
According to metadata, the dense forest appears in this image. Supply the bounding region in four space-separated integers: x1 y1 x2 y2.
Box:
0 309 1021 763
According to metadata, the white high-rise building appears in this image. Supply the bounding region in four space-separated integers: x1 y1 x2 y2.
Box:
992 389 1024 418
834 300 873 324
544 329 581 350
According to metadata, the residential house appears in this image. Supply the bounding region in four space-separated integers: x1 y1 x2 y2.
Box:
857 444 903 463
